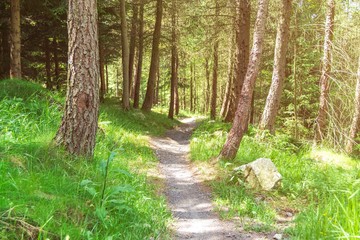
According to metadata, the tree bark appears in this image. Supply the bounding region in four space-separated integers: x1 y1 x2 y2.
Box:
224 0 251 122
10 0 21 79
133 1 144 109
129 1 138 96
219 0 270 160
220 40 235 118
142 0 163 111
120 0 130 110
210 0 220 120
205 57 211 113
314 0 335 142
99 43 106 102
55 0 100 157
259 0 292 133
53 37 60 90
346 57 360 153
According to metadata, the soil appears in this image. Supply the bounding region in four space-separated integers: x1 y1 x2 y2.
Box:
150 118 276 240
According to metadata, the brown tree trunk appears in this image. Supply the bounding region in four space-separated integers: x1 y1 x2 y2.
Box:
133 1 144 109
53 37 60 89
210 0 220 120
190 63 194 112
55 0 100 157
314 0 335 142
142 0 163 111
220 41 235 118
129 1 138 96
205 57 211 113
105 63 109 93
1 23 10 78
168 0 178 119
224 0 251 122
346 57 360 153
44 38 52 90
120 0 130 110
260 0 292 133
219 0 270 160
99 43 106 102
10 0 21 78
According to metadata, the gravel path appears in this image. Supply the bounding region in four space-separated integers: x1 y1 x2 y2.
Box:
151 118 249 240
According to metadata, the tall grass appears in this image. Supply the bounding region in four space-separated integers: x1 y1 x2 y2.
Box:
0 79 177 239
190 119 360 237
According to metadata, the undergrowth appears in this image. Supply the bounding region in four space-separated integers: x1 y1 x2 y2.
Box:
190 119 360 238
0 79 178 239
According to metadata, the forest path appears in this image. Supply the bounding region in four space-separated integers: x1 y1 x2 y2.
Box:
151 118 252 240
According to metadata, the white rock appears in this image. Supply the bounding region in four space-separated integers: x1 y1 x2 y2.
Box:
273 233 283 240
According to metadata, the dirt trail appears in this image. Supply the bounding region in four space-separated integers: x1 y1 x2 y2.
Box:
151 118 252 240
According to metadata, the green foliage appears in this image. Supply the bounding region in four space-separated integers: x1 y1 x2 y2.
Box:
190 119 360 237
0 80 176 239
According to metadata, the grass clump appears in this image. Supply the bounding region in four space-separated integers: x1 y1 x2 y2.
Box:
190 119 360 238
0 79 178 239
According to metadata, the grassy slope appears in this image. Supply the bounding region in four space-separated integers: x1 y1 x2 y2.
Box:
190 120 360 239
0 79 178 239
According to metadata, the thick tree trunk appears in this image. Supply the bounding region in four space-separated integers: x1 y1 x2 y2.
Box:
133 2 144 109
260 0 292 133
129 1 138 96
346 57 360 153
10 0 21 79
224 0 251 122
120 0 130 110
219 0 270 160
168 0 178 119
55 0 100 157
44 38 52 90
142 0 163 111
314 0 335 142
210 0 220 120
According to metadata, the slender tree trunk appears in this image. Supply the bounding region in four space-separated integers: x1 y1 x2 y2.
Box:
210 0 220 120
219 0 270 160
120 0 130 110
260 0 292 133
10 0 21 78
142 0 163 111
220 41 235 118
133 1 144 109
1 23 10 78
175 52 180 115
105 63 109 93
314 0 335 142
53 37 60 89
99 43 106 102
224 0 251 122
44 38 52 90
346 57 360 153
205 57 211 113
55 0 100 157
168 0 178 119
129 1 138 95
190 63 194 112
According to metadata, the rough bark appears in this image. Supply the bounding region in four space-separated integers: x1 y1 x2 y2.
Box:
142 0 163 111
224 0 251 122
129 1 138 95
210 0 220 120
259 0 292 133
346 57 360 153
10 0 21 78
55 0 100 157
120 0 130 110
314 0 335 142
219 0 270 160
133 1 144 109
168 0 178 119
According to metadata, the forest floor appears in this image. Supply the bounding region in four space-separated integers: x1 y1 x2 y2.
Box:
151 118 275 240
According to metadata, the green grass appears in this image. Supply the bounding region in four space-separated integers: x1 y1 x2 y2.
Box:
0 79 179 239
190 119 360 238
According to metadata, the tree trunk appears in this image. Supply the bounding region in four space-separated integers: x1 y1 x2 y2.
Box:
210 0 220 120
10 0 21 79
44 38 52 90
205 57 211 113
142 0 163 111
120 0 130 110
1 23 10 78
224 0 251 122
53 37 60 90
133 1 144 109
190 63 194 112
105 63 109 93
346 57 360 153
314 0 335 142
99 43 106 102
259 0 292 133
55 0 100 157
220 41 235 118
219 0 270 160
168 0 178 119
129 1 138 96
